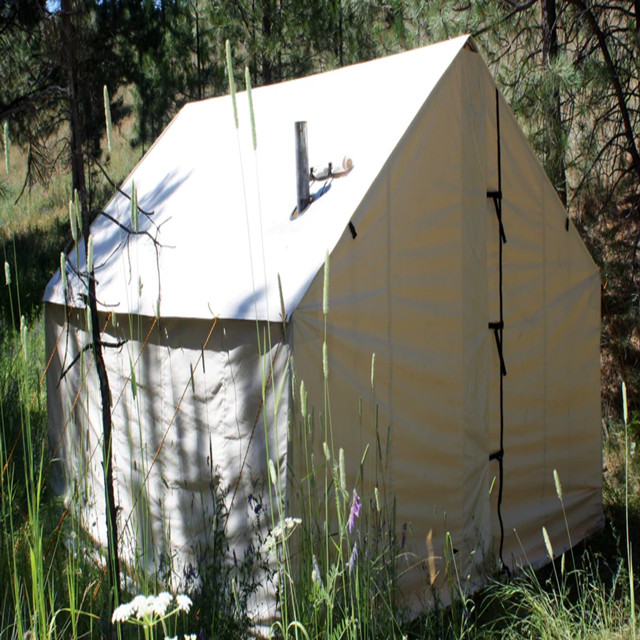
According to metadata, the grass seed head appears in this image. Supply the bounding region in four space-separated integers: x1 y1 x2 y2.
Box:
60 253 67 295
323 341 328 379
371 352 376 388
69 199 78 241
3 120 9 174
245 66 257 150
225 40 238 129
553 468 563 501
130 181 138 233
300 379 307 419
542 526 554 559
87 235 94 273
103 85 113 154
339 448 346 494
74 189 82 234
323 250 330 315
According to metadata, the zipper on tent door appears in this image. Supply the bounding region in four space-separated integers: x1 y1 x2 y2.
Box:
487 87 509 575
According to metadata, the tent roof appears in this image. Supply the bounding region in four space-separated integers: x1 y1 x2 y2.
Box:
44 35 472 321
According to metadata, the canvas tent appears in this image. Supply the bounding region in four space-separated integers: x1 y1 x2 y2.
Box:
44 34 602 623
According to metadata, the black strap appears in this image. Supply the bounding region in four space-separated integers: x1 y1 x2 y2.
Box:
489 88 509 576
487 191 507 244
488 321 507 376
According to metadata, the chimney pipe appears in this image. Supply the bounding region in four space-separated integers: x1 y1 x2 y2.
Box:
295 121 310 215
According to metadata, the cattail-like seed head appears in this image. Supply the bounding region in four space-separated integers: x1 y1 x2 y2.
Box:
20 315 27 361
268 459 277 485
300 379 307 419
339 448 346 494
74 190 82 234
225 40 238 129
542 526 554 559
553 469 563 501
87 235 94 273
323 250 330 315
103 85 113 153
3 120 9 174
322 341 328 379
4 261 10 286
129 358 138 399
371 352 376 389
623 381 628 426
245 67 257 150
374 486 381 512
130 182 138 233
323 441 330 462
60 253 67 295
69 199 78 241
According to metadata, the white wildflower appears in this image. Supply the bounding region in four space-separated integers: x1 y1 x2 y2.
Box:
112 601 135 623
165 636 177 640
184 635 197 640
264 517 302 553
152 592 173 616
132 594 151 619
176 594 192 613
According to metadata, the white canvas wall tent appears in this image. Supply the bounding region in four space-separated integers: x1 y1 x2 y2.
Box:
44 34 602 624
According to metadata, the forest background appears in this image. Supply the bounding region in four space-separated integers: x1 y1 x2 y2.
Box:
0 1 640 639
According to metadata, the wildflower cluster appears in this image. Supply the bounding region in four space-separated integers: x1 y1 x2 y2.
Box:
112 592 193 638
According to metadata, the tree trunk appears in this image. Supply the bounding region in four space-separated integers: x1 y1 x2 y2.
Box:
194 0 202 99
567 0 640 186
60 0 121 628
541 0 568 206
261 0 274 84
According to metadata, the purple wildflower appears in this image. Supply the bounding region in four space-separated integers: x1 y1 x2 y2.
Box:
312 554 324 589
347 489 361 533
347 541 358 575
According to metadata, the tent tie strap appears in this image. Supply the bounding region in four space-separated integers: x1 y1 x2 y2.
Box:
488 321 507 376
487 191 507 243
491 87 509 577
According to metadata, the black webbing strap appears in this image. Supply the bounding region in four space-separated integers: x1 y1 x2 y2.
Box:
488 87 509 576
487 191 507 244
488 321 507 376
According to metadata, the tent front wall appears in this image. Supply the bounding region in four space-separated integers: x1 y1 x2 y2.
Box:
290 49 601 611
46 303 290 624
